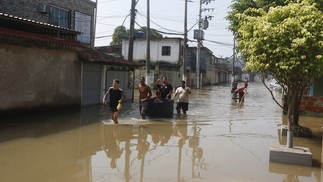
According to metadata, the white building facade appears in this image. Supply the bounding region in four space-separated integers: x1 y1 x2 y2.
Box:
122 38 184 88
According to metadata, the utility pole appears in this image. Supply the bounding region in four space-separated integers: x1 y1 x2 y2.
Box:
146 0 151 85
195 0 214 89
182 0 188 83
196 0 202 89
232 38 236 83
128 0 136 63
129 0 136 101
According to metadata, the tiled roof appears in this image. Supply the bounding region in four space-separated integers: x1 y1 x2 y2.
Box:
0 12 79 34
78 49 142 66
0 27 84 49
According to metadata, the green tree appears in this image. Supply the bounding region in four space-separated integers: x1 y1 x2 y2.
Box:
237 2 323 147
226 0 322 37
138 27 163 39
111 26 128 46
110 26 163 46
226 0 287 36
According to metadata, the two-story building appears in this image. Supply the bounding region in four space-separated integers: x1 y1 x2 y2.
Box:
0 0 137 115
121 37 235 89
122 38 184 88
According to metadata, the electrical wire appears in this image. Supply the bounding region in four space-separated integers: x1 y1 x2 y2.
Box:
136 11 183 34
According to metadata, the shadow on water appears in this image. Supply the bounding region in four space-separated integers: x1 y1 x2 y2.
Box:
0 83 322 182
0 108 81 142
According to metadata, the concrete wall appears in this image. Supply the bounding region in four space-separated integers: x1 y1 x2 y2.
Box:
0 44 81 112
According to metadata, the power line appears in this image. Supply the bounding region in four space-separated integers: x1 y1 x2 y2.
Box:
95 35 113 39
204 39 233 46
136 11 183 34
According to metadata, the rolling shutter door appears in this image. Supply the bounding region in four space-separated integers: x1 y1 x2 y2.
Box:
82 63 102 106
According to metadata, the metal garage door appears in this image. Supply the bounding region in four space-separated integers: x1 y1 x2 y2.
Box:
82 63 102 106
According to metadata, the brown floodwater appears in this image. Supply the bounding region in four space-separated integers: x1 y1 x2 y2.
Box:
0 82 322 182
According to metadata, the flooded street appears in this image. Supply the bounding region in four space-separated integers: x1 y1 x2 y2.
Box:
0 83 322 182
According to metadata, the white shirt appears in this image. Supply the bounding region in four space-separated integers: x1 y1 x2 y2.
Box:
175 86 191 103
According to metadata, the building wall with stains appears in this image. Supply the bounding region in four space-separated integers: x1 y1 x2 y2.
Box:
0 44 81 113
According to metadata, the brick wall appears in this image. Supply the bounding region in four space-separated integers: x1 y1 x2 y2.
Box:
300 96 323 115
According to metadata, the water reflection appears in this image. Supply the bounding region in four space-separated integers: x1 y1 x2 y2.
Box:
0 83 322 182
95 119 204 182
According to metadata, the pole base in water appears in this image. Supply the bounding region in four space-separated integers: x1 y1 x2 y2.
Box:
269 144 312 166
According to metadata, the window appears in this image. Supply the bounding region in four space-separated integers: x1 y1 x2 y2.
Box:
49 6 71 28
75 12 91 44
162 46 171 56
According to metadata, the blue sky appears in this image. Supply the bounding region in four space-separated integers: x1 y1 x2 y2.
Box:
94 0 234 58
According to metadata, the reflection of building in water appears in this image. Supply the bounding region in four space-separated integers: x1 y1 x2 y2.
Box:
137 126 150 160
189 124 206 179
98 122 208 182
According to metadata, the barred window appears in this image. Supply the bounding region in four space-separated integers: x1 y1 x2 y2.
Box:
162 46 171 56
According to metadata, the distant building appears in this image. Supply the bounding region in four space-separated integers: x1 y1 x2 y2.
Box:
122 38 184 88
187 47 232 87
121 38 234 88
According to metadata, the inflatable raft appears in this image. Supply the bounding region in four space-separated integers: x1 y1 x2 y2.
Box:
146 99 174 118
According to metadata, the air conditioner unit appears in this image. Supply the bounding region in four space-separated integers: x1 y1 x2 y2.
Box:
38 4 48 13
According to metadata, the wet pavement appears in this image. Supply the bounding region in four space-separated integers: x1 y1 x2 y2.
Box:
0 82 322 182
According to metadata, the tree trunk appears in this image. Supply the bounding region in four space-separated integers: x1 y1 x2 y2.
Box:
286 89 300 148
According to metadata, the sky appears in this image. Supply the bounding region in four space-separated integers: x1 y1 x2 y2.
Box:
94 0 234 58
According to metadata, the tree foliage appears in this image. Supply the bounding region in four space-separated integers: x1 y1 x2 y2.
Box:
110 26 163 46
226 0 322 36
138 27 163 39
227 0 287 36
111 26 128 46
236 2 323 140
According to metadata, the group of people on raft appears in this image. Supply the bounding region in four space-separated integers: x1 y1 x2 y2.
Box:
103 75 249 123
103 76 191 123
138 76 192 119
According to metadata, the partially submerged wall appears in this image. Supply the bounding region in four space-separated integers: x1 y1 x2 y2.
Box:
0 44 81 113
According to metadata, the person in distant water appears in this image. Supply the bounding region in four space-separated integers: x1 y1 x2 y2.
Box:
102 79 126 124
244 77 249 89
231 80 238 93
172 80 192 115
154 76 173 99
236 87 245 103
138 77 152 119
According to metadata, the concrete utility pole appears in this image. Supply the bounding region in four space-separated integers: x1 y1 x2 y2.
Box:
196 0 202 89
195 0 214 89
182 0 189 83
129 0 136 101
146 0 151 85
128 0 136 63
232 38 236 83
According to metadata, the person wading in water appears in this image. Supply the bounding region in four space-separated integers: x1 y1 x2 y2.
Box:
138 77 152 119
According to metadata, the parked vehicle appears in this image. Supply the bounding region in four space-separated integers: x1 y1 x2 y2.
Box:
269 79 283 91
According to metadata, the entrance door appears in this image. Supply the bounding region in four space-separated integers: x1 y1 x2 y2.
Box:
82 63 102 105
